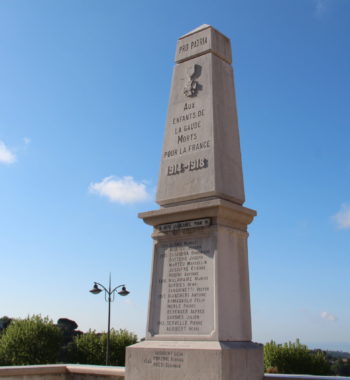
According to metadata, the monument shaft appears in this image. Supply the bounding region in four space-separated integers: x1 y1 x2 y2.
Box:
157 26 245 206
126 25 263 380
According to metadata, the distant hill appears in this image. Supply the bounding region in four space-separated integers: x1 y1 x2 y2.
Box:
325 350 350 359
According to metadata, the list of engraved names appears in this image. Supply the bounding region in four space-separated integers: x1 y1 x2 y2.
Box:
154 238 214 335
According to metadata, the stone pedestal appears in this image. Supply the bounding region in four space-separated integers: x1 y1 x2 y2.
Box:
126 200 263 379
140 199 255 341
125 25 263 380
126 341 263 380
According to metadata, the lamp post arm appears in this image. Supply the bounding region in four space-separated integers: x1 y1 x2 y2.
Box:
93 282 110 302
94 282 109 294
111 284 125 294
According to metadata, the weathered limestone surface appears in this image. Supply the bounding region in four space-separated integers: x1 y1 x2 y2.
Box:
156 25 245 207
126 25 263 380
140 199 255 342
0 364 125 380
126 341 263 380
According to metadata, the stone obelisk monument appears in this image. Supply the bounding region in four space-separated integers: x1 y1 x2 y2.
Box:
126 25 263 380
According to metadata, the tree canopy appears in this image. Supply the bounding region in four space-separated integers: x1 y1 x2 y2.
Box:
0 315 63 365
0 315 137 366
67 328 137 366
264 339 331 375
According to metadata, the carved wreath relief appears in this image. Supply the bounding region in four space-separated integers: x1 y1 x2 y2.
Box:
184 64 201 97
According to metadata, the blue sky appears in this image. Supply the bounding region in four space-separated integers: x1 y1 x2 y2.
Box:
1 0 349 352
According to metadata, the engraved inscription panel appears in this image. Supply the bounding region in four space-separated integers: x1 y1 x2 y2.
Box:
158 218 210 232
143 350 185 370
175 26 232 64
175 27 211 63
156 53 215 206
150 237 214 337
162 92 210 176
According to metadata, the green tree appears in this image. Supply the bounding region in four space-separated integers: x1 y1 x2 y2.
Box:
0 315 63 365
331 358 350 376
67 328 137 366
264 340 331 375
56 318 82 362
0 316 12 334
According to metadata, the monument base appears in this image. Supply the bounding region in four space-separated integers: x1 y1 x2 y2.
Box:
125 340 263 380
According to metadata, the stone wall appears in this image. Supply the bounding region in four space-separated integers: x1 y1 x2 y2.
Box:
0 365 347 380
0 364 125 380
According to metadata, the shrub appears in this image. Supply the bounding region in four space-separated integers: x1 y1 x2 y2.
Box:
67 328 137 366
0 315 63 365
264 339 331 375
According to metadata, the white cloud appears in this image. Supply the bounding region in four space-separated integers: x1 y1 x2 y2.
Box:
0 140 16 164
320 311 337 321
89 176 150 204
314 0 329 16
332 204 350 229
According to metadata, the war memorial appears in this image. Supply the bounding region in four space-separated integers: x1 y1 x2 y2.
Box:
125 25 264 380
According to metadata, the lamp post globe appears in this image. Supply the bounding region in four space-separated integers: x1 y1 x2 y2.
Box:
89 283 102 295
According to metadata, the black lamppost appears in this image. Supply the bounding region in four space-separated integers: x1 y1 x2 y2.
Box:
89 274 129 365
